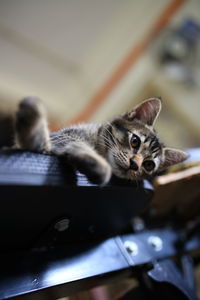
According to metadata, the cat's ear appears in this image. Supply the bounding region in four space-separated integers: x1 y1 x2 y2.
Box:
161 148 189 169
125 98 161 126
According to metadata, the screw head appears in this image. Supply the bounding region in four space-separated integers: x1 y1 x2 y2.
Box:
54 218 70 232
148 236 163 251
132 217 145 232
124 240 138 256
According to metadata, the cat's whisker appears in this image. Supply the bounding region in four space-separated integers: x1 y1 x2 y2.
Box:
15 97 186 184
99 134 111 145
119 151 127 160
104 124 119 148
100 135 118 152
100 132 114 144
111 152 128 169
97 135 112 146
97 141 114 152
101 133 119 150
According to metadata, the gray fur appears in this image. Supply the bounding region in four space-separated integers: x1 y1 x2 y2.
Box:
15 97 188 184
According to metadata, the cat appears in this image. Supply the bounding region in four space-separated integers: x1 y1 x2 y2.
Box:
15 96 188 185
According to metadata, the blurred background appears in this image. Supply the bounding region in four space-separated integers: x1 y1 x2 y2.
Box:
1 1 200 299
0 0 200 149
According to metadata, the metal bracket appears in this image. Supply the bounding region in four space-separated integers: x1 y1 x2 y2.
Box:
148 259 198 300
116 228 200 300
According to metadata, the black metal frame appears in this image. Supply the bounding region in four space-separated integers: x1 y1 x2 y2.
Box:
0 226 200 300
0 150 200 300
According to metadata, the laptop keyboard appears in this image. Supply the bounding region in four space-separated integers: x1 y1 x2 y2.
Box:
0 150 94 186
0 150 61 175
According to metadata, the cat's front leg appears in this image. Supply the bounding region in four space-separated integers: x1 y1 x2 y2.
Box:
52 141 112 185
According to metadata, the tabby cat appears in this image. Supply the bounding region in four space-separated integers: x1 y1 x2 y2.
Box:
15 97 188 184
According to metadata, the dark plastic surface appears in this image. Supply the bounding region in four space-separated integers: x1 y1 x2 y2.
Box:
0 150 153 252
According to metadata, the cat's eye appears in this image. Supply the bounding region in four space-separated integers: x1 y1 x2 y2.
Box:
143 160 155 172
131 134 140 149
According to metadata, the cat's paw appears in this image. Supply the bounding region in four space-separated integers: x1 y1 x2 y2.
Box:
15 96 50 152
89 158 112 185
16 97 45 126
75 154 112 185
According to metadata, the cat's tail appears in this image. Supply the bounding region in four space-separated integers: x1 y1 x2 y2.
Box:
15 97 51 153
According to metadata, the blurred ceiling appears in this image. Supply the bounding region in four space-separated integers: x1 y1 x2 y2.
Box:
0 0 199 127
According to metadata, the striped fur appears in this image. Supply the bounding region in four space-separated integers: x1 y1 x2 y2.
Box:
15 97 188 184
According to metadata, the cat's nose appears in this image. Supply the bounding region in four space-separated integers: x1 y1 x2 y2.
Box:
130 159 139 171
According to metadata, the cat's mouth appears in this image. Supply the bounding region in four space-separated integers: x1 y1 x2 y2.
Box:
127 169 144 180
113 161 143 180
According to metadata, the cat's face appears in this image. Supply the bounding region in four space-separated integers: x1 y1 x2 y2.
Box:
102 98 188 180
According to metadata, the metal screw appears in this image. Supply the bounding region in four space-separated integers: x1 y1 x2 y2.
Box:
54 218 70 232
124 240 138 256
148 236 163 251
132 217 145 232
